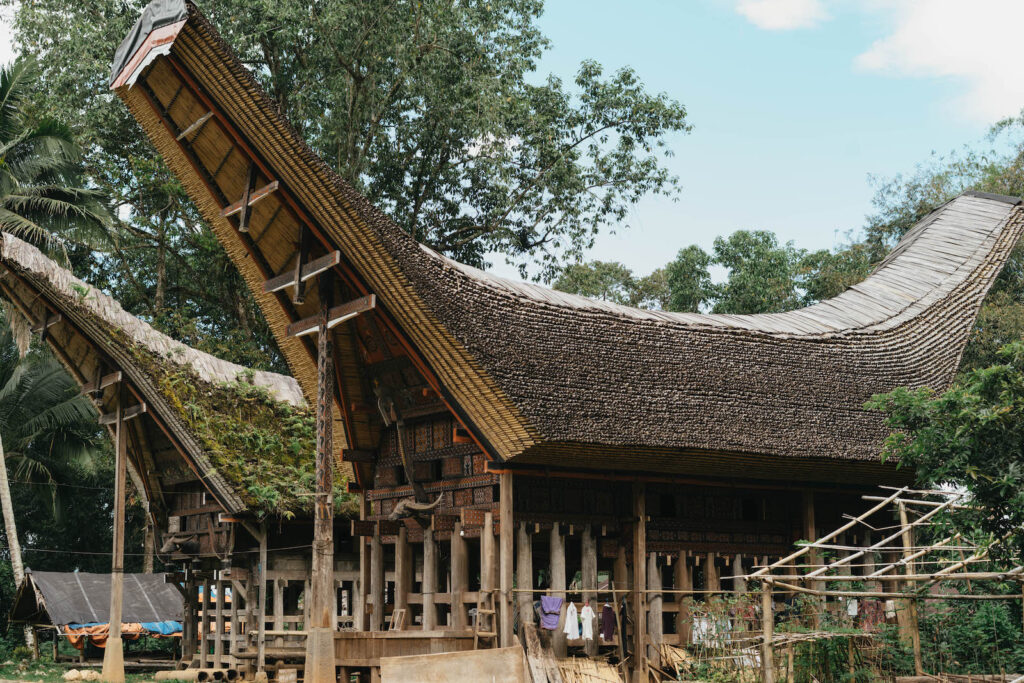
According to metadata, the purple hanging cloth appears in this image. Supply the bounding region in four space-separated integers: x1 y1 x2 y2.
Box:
539 596 563 630
601 604 616 641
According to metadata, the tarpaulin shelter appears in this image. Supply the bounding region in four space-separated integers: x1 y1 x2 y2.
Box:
10 571 183 658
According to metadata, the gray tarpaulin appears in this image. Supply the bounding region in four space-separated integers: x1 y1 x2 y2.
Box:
110 0 188 85
15 571 183 626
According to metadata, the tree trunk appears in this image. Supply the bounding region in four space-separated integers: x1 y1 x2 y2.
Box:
0 431 34 652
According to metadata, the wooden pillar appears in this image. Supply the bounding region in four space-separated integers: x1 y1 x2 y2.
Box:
732 555 746 594
451 521 468 630
201 578 212 666
581 525 598 657
273 579 284 647
306 275 336 683
394 525 411 629
674 551 692 646
182 574 197 664
516 523 534 626
370 530 384 631
499 473 515 647
631 482 647 683
647 552 662 668
705 553 720 595
898 502 924 675
101 392 128 683
422 520 437 631
550 522 567 658
761 579 775 683
356 495 370 631
257 525 267 673
213 580 224 666
802 491 821 629
481 512 496 636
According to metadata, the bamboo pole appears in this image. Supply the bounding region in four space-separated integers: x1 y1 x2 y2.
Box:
499 472 514 647
761 581 775 683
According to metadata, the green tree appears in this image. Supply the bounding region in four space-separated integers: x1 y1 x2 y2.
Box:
664 244 712 313
709 230 805 314
867 341 1024 560
0 57 111 254
0 314 107 646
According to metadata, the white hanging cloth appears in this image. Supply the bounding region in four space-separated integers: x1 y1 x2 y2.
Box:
580 603 595 640
563 601 580 639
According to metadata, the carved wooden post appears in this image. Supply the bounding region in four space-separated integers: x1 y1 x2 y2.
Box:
516 523 534 626
101 388 128 683
550 522 567 658
422 520 437 631
499 472 514 646
581 525 598 657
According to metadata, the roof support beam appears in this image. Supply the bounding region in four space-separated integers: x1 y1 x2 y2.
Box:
31 311 61 340
341 449 376 463
176 110 213 141
99 402 147 425
82 371 123 397
263 251 340 298
286 294 376 338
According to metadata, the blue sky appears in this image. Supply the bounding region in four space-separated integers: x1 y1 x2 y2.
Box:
485 0 1023 280
2 1 1020 282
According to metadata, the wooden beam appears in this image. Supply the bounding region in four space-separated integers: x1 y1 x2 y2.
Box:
422 520 437 631
98 402 147 425
81 371 122 397
550 522 567 658
516 522 534 627
499 472 514 647
394 525 411 631
292 225 312 305
370 531 384 631
581 524 598 657
30 312 61 334
450 521 468 630
632 482 647 682
100 388 128 683
263 251 340 295
175 111 213 141
340 449 376 464
674 552 692 646
647 552 662 668
286 294 376 337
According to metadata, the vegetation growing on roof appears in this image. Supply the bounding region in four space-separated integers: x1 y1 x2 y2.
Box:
110 328 356 520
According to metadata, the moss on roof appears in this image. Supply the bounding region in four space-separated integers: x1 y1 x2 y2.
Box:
113 328 356 519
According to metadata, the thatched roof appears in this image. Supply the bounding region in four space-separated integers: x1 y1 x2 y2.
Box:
111 0 1024 484
0 233 318 517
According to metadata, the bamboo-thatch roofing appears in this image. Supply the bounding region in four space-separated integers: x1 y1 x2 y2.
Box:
0 232 315 516
111 0 1024 484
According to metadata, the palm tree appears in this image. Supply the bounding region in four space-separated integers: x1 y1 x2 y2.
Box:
0 56 112 254
0 313 103 647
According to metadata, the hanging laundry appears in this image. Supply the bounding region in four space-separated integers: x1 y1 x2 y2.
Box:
539 595 563 630
600 603 616 641
563 601 579 639
580 603 595 641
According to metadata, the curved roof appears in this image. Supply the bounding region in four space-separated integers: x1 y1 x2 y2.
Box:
0 232 309 514
110 1 1024 481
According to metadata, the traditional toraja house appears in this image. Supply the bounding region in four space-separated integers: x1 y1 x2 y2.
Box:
0 234 368 674
99 1 1024 681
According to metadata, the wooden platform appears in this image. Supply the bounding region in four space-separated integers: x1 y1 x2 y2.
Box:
333 630 477 668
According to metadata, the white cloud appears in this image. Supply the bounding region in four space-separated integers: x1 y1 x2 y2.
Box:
856 0 1024 121
735 0 828 30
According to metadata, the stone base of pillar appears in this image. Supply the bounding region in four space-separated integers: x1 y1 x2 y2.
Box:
100 637 124 683
304 627 336 683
